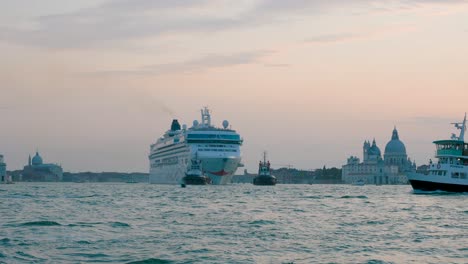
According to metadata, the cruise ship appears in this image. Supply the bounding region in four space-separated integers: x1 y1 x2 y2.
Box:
149 107 243 185
407 113 468 192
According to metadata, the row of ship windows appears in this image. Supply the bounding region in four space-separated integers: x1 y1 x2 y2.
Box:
430 170 467 179
187 140 241 145
436 144 468 150
437 158 468 165
198 144 236 148
151 156 187 168
197 149 237 152
187 134 240 140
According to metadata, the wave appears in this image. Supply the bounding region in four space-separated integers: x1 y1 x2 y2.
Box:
111 222 131 227
76 240 92 244
66 252 109 258
8 193 36 199
67 221 105 227
366 220 386 225
413 190 468 195
65 194 102 198
249 220 275 225
127 258 174 264
365 259 392 264
304 195 322 199
20 221 61 226
16 251 46 261
340 195 368 199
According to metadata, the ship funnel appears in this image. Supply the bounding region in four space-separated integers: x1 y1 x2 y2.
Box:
171 119 181 131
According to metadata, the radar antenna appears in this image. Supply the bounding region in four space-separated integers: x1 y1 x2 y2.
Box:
200 107 211 127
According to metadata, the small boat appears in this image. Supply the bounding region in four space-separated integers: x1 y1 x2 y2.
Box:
253 152 277 186
353 179 365 186
182 154 211 185
407 113 468 192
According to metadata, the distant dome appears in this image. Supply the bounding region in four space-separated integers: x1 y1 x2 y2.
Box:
385 128 407 155
32 152 43 166
368 139 381 156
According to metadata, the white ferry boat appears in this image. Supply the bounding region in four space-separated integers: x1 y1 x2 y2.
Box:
407 113 468 192
149 107 242 185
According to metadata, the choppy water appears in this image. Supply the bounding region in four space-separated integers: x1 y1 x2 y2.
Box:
0 183 467 263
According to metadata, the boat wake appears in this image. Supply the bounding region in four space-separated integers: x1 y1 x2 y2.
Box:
412 189 468 195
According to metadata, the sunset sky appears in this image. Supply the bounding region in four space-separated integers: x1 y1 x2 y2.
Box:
1 0 467 172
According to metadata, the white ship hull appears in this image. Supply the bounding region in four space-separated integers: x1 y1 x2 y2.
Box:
149 155 240 185
407 172 468 192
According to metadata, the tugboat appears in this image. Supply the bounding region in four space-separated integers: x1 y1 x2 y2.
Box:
407 113 468 192
253 152 277 186
182 154 211 185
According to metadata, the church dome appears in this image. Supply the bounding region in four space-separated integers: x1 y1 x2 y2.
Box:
32 152 43 166
385 128 406 155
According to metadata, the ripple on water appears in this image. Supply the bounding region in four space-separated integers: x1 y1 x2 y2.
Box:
66 252 110 258
20 221 61 226
110 221 131 227
76 240 92 245
2 183 466 263
366 260 394 264
340 195 368 199
65 194 103 199
15 251 46 262
249 220 276 226
0 238 11 245
127 258 174 264
304 195 323 199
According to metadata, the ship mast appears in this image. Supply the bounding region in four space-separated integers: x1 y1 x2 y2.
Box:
452 113 467 142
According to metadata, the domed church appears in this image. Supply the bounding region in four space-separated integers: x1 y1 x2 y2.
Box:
22 151 63 181
342 127 416 185
384 127 414 171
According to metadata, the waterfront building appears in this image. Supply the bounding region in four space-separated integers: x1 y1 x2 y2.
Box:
342 128 416 185
22 152 63 181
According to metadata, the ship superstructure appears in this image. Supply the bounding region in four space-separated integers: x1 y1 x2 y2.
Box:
0 154 7 183
407 113 468 192
0 154 12 184
149 107 242 185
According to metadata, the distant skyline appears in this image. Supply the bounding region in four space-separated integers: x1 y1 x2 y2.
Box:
1 0 468 172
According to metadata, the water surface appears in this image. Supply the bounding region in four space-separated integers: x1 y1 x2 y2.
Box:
1 183 466 263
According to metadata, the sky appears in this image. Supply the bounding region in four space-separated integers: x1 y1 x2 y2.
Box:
1 0 468 173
